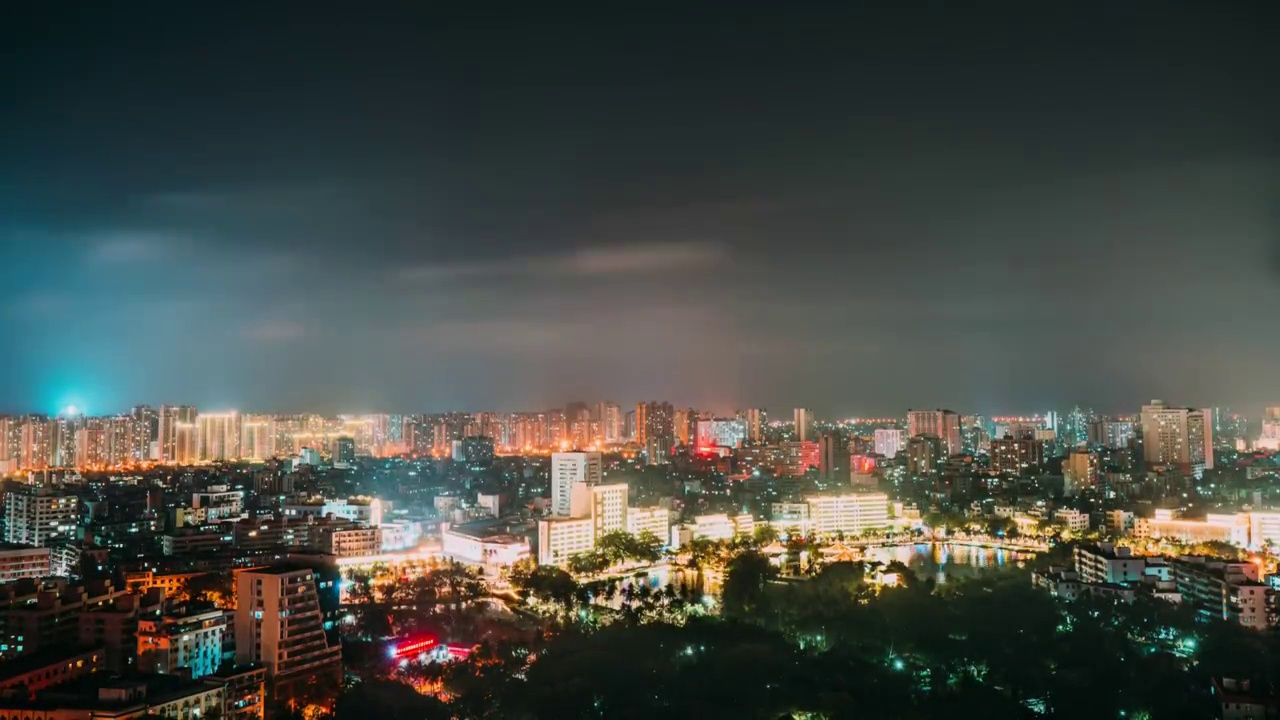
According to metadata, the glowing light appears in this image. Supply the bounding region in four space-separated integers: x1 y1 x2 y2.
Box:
392 636 438 659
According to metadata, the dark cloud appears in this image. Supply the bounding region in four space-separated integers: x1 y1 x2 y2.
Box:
1 2 1278 416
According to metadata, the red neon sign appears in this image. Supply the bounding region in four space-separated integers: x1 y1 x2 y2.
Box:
393 637 438 658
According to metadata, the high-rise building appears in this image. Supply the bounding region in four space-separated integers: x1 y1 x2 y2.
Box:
639 402 674 464
158 404 197 458
74 417 108 468
907 409 961 457
570 482 628 538
818 433 839 480
1089 420 1136 450
461 436 495 468
550 451 602 516
105 415 138 466
743 408 765 444
234 566 342 700
19 417 52 470
1140 400 1214 476
331 436 356 466
906 435 942 477
695 418 747 449
598 402 622 444
873 428 907 459
794 408 814 443
240 414 276 461
673 408 697 446
1259 407 1280 452
3 486 78 547
1063 449 1099 496
131 405 159 461
197 412 241 462
989 436 1043 476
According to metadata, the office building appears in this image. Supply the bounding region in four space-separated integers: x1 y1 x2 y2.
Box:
234 566 342 699
802 492 891 538
874 428 907 459
550 451 602 517
537 517 595 566
907 409 961 456
570 482 628 538
626 506 671 540
1140 400 1214 476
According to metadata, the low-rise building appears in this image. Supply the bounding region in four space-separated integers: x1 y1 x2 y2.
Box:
315 525 382 559
442 523 531 573
0 646 103 700
537 517 594 566
210 664 267 720
626 506 671 541
138 606 228 679
0 543 52 582
1074 542 1146 585
1172 556 1276 629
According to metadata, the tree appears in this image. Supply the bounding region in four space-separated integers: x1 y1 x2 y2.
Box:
721 551 776 621
178 571 236 608
752 524 780 546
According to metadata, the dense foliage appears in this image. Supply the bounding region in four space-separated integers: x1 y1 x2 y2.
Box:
333 549 1278 719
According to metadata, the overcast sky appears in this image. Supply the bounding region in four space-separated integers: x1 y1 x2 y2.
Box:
2 3 1277 417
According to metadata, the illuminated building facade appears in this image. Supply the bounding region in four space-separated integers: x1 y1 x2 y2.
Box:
907 409 961 457
1140 400 1214 476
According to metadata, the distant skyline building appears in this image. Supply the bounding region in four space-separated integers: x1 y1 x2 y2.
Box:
793 408 814 442
1140 400 1214 477
873 428 907 459
158 405 197 462
197 411 241 462
907 409 961 457
743 408 765 444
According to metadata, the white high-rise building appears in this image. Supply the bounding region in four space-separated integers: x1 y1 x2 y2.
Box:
240 414 277 460
874 428 907 459
1140 400 1214 476
197 412 241 462
158 405 198 462
550 451 601 516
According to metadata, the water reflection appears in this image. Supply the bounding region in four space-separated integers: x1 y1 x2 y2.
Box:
862 543 1034 584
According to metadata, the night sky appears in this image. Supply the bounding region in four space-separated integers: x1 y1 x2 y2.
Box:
2 3 1277 417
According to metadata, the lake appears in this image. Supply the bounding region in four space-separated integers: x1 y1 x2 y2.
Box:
862 542 1036 584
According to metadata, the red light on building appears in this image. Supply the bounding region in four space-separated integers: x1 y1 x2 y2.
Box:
393 636 438 658
850 454 876 474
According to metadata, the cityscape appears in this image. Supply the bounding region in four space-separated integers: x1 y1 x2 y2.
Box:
4 2 1278 719
2 402 1280 717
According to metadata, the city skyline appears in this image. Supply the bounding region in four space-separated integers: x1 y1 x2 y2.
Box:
4 5 1279 416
